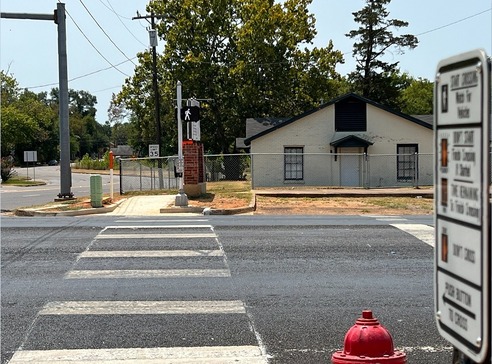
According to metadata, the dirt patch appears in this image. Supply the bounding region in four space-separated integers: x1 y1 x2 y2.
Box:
254 196 434 215
40 196 126 212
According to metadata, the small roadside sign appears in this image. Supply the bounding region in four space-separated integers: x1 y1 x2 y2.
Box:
434 49 490 362
23 151 37 162
149 144 159 158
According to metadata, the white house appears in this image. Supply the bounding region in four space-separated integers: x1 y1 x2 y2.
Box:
244 93 433 188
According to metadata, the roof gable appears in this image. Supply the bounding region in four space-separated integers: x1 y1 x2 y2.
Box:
244 93 432 145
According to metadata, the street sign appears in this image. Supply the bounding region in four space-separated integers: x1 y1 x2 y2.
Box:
191 120 200 141
175 158 184 174
23 151 37 162
434 49 490 362
148 144 159 158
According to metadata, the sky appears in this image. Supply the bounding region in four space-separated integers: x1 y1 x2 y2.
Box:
1 0 491 123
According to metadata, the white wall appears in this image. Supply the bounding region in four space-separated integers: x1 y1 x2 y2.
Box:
250 103 433 188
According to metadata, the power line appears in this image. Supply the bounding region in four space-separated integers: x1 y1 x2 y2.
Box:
98 0 132 20
342 8 492 56
101 0 147 47
416 8 491 36
59 0 130 77
27 57 137 89
92 84 125 93
79 0 137 66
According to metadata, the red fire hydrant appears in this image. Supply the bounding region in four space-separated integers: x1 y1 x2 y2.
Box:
332 310 407 363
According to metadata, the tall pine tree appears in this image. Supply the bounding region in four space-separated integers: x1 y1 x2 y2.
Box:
346 0 418 108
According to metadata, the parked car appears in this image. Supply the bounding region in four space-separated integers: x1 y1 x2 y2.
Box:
47 159 58 166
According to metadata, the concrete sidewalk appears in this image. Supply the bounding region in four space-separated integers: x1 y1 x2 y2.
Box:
108 195 183 216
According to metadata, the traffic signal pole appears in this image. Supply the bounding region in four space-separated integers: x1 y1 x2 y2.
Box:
1 3 73 199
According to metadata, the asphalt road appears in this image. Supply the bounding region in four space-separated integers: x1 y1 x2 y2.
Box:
0 166 119 211
1 214 451 363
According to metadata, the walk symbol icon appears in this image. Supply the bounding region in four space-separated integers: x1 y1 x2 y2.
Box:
184 108 192 120
180 106 200 122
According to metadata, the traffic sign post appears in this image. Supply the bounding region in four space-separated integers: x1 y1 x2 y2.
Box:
434 49 490 363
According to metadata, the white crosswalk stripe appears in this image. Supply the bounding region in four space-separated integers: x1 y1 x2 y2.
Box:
391 223 435 247
366 215 408 222
39 301 246 315
79 250 224 258
66 268 231 279
9 346 267 363
95 233 216 239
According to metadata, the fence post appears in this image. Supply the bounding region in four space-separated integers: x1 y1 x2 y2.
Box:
250 153 255 189
414 152 419 188
140 163 143 191
363 153 368 189
119 160 123 195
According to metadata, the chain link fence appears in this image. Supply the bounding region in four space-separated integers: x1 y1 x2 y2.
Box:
119 157 178 194
204 154 251 182
120 153 434 193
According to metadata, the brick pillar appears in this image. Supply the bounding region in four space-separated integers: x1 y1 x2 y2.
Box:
183 140 206 197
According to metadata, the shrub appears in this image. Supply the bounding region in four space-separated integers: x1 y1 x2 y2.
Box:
73 151 119 170
1 157 17 182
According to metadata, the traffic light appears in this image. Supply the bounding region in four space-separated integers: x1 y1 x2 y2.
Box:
181 106 200 122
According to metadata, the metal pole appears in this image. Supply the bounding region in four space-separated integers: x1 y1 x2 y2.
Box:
56 3 73 198
119 161 123 195
175 81 188 206
150 14 164 189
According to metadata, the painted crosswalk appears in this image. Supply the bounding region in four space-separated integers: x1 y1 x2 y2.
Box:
66 268 232 279
9 346 267 363
391 223 435 247
79 249 224 258
9 221 269 363
39 300 246 315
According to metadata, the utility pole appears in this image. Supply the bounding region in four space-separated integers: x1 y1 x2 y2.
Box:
1 3 73 199
132 12 164 189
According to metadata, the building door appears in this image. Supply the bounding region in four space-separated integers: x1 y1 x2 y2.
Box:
340 149 361 187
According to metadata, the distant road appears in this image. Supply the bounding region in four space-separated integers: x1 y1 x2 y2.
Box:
0 166 119 211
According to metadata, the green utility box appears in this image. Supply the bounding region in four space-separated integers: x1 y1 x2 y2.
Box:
90 174 103 208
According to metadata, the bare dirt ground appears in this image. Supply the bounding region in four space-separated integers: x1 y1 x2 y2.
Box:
254 196 434 215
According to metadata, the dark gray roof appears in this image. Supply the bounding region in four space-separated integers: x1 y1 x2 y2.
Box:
411 114 433 126
110 145 133 156
246 117 289 137
236 117 289 149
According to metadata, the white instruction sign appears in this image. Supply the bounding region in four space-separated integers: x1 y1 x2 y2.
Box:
434 49 490 362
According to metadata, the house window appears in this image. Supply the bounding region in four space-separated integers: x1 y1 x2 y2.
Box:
335 98 367 131
397 144 418 181
284 147 304 180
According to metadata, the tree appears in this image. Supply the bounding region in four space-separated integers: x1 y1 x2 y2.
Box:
116 0 345 154
398 77 433 115
346 0 418 105
1 72 58 162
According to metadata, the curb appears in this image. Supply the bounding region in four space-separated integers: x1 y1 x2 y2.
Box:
14 199 127 217
160 206 205 214
253 190 433 198
205 194 257 215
